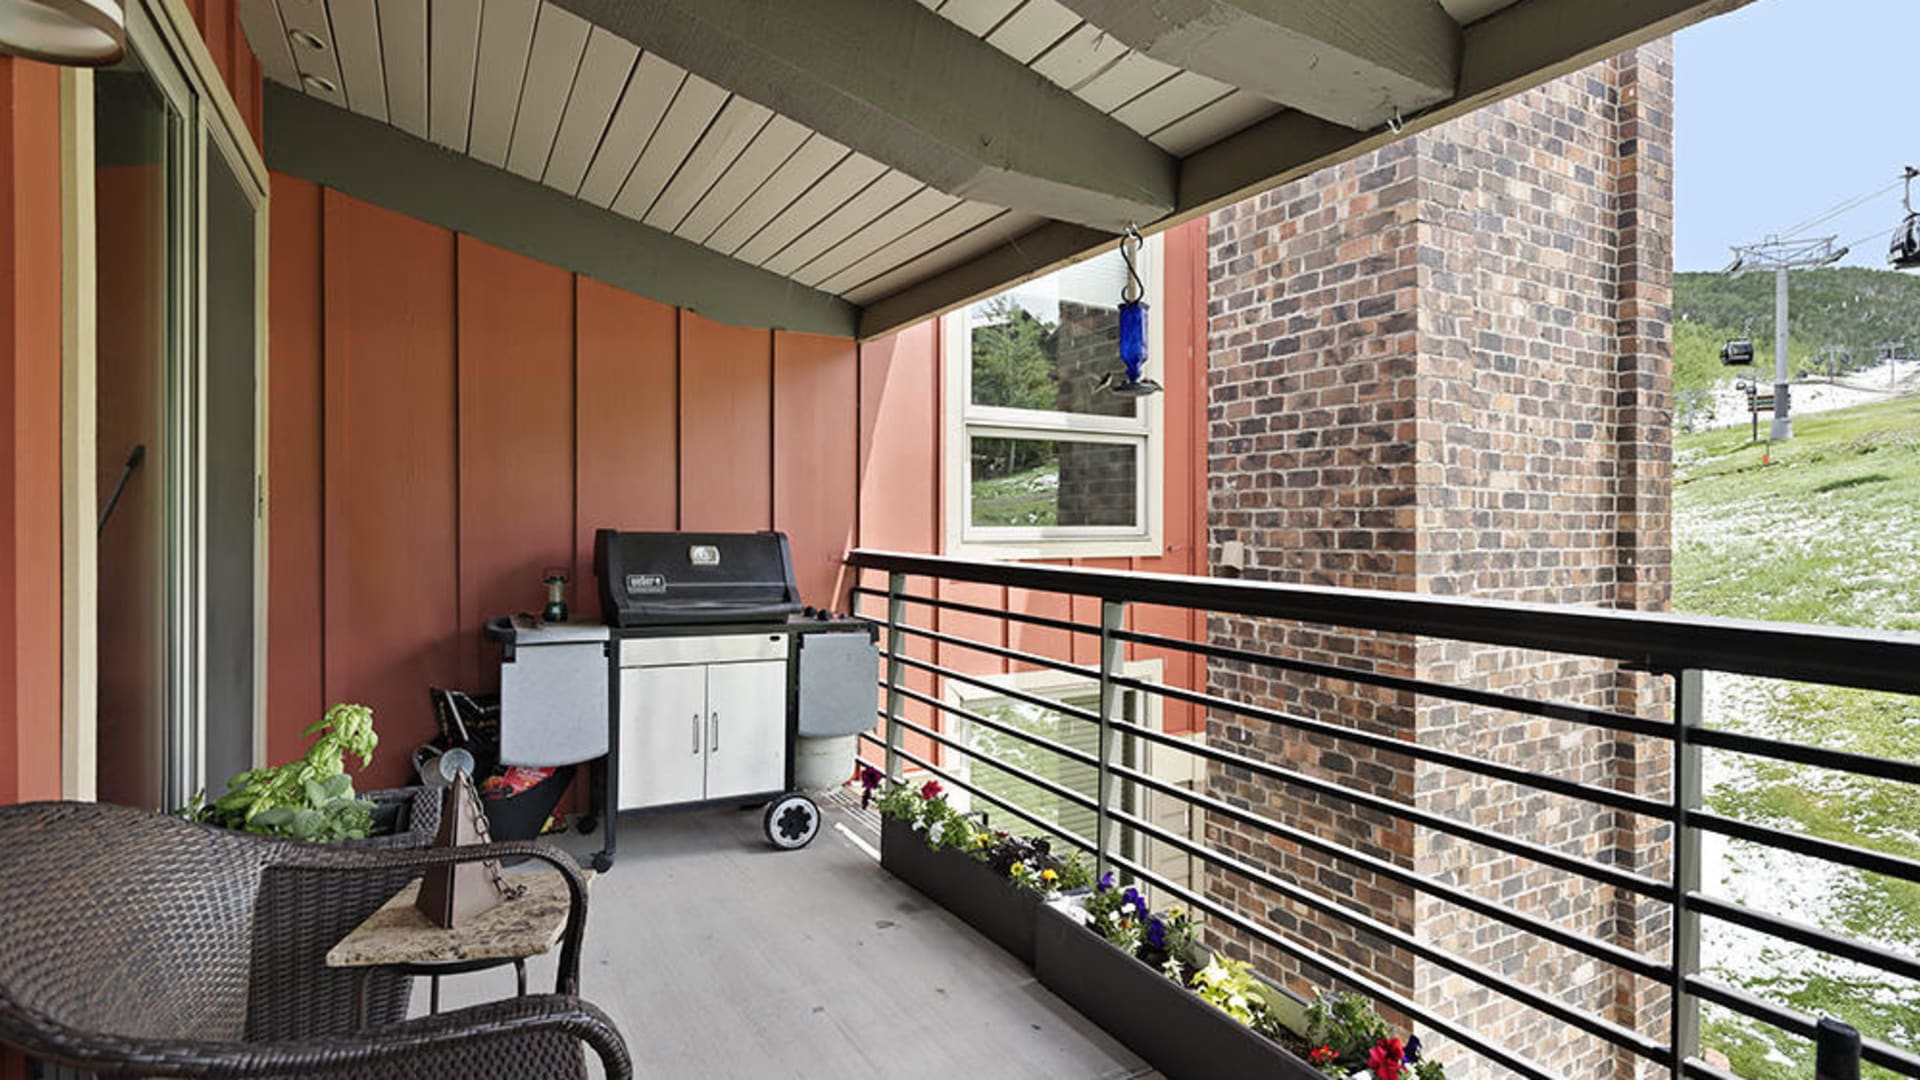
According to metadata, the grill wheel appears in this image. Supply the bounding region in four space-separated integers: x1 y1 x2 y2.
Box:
764 793 821 850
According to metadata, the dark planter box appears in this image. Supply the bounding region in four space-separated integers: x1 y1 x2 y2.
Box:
1034 902 1323 1080
880 815 1042 965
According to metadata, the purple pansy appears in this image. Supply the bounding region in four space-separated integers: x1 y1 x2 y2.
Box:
1146 914 1167 950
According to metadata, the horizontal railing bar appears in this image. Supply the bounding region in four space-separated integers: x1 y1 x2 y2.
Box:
882 738 1097 855
1102 851 1564 1080
1117 626 1674 741
1688 809 1920 885
1113 673 1675 821
884 710 1100 815
1106 714 1673 900
1686 975 1920 1077
850 583 1102 638
889 682 1102 769
1104 802 1668 1060
1688 892 1920 984
847 549 1920 696
884 649 1104 726
886 619 1100 681
1690 726 1920 786
1106 759 1671 982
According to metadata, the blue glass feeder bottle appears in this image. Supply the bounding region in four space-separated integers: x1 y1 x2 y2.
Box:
1118 299 1149 384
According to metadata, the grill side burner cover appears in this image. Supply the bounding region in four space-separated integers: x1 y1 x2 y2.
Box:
594 529 802 627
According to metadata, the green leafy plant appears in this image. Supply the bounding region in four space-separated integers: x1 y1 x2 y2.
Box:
191 703 380 842
1193 954 1284 1037
1303 991 1445 1079
874 778 978 852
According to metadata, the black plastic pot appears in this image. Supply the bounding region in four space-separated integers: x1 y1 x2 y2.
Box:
1033 902 1323 1080
880 815 1043 964
481 764 576 843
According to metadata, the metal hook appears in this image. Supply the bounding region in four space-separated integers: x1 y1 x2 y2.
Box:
1386 108 1404 136
1120 225 1144 304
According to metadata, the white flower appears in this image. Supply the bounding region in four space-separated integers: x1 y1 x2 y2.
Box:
912 820 925 832
929 821 946 844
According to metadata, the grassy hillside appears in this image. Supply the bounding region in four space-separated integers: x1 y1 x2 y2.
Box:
1673 267 1920 395
1673 396 1920 1077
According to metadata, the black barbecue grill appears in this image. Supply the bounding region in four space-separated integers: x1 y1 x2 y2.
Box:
552 529 874 870
594 530 802 627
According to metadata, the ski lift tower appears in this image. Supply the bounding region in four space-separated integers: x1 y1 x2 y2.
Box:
1723 235 1848 440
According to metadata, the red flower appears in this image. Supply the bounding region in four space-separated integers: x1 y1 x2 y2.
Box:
1309 1045 1337 1064
919 779 943 800
1368 1038 1405 1080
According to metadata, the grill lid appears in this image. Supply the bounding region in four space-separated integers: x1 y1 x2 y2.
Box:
594 529 801 627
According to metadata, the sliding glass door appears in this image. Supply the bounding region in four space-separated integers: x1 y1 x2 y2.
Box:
92 25 186 811
90 2 264 810
202 138 260 797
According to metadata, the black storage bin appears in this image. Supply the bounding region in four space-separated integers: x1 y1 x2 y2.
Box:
481 763 576 843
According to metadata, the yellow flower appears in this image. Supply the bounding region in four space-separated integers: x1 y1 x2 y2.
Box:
1040 868 1059 883
1010 861 1027 876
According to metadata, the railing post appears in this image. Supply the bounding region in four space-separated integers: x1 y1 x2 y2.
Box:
1672 668 1705 1072
1815 1017 1862 1080
1095 599 1125 883
884 572 908 781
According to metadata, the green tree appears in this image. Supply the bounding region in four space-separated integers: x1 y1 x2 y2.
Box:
969 298 1060 478
970 297 1058 412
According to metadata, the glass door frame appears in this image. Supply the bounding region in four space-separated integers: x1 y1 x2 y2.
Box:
60 0 271 806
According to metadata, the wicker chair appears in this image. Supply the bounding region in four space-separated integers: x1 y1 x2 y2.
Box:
0 801 631 1079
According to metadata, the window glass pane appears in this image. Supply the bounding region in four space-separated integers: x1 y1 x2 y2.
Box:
967 247 1138 419
965 689 1142 859
204 147 257 793
93 52 179 811
967 693 1099 851
970 436 1138 529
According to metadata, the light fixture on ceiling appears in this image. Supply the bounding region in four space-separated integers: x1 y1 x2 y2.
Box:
288 28 326 52
301 73 337 96
0 0 124 66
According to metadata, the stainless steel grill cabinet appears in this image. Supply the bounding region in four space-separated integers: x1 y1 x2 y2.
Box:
587 530 872 870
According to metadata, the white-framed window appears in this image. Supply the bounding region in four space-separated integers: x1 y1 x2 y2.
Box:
944 661 1203 895
943 238 1165 558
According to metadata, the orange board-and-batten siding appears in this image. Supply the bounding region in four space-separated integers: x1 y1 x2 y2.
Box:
267 178 866 788
0 58 63 808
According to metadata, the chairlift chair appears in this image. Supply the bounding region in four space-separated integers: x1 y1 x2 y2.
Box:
1720 338 1755 366
1890 167 1920 269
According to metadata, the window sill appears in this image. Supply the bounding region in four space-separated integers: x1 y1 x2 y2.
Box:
946 536 1166 562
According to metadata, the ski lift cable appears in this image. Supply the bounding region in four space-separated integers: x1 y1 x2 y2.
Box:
1778 177 1905 239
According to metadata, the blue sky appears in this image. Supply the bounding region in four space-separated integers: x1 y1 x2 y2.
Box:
1673 0 1920 271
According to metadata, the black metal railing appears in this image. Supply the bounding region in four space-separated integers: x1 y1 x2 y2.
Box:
846 548 1920 1080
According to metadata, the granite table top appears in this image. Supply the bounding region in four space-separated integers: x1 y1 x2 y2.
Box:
326 868 594 968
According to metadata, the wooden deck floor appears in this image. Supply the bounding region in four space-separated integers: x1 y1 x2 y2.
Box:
425 801 1155 1080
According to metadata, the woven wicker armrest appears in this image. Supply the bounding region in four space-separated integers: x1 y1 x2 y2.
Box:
272 841 591 996
8 992 632 1080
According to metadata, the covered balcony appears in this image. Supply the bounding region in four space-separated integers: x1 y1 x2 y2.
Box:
3 0 1916 1078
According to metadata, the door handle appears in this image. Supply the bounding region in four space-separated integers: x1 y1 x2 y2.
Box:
691 714 701 755
709 712 719 753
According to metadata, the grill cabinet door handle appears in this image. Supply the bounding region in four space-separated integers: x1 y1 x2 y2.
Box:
709 712 720 752
691 714 700 755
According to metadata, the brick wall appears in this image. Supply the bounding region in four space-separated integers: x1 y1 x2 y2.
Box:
1201 42 1674 1079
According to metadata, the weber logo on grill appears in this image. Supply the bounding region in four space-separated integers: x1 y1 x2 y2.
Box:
689 545 721 566
627 573 667 595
